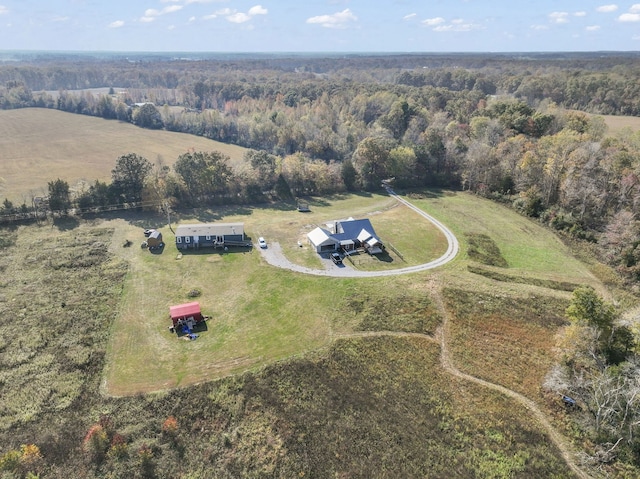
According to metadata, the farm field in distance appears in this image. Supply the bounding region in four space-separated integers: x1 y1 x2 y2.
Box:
601 113 640 134
0 108 248 203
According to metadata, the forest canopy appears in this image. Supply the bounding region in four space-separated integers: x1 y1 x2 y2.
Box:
4 52 640 283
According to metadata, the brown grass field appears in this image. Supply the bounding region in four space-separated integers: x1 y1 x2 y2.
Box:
0 108 248 203
601 113 640 134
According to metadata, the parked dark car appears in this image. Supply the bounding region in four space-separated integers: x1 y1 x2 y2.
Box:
331 252 343 265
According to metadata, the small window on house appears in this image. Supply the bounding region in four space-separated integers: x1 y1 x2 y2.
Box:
185 236 191 243
205 235 211 241
176 237 182 243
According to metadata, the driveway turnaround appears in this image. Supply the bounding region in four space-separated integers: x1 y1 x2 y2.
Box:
258 188 459 278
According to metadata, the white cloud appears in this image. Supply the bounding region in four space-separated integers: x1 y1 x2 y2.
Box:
585 25 601 31
403 13 417 21
631 4 640 13
422 16 480 32
108 20 124 28
0 6 8 15
248 5 268 16
619 12 640 21
203 13 217 20
227 12 250 23
144 8 161 17
306 8 358 29
596 4 618 13
162 0 216 3
433 22 481 32
530 24 549 30
140 4 183 22
574 11 587 17
421 17 445 26
215 8 233 15
549 12 569 23
164 5 183 14
52 15 69 22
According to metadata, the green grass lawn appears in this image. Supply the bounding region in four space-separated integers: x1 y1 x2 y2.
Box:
104 190 600 396
405 190 598 286
105 193 451 394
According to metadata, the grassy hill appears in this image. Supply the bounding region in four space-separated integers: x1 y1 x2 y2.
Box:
0 108 248 203
0 190 615 477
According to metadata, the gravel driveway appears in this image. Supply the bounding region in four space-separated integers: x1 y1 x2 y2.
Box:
257 188 459 278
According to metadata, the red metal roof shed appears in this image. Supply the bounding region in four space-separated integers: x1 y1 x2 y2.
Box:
169 302 203 326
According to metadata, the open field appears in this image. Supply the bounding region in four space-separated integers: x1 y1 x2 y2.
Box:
104 193 449 395
601 113 640 134
0 189 609 477
102 190 599 396
0 108 248 203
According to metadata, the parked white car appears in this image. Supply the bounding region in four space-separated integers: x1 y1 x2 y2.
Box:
258 237 267 248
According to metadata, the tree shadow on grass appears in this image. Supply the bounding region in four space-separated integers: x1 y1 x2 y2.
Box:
399 187 450 199
52 215 80 231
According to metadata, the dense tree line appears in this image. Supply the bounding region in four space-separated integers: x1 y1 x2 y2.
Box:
4 53 640 280
4 53 640 284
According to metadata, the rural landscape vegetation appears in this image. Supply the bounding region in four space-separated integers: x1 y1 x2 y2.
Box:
3 51 640 478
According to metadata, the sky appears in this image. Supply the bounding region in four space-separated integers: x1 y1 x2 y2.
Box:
1 1 640 53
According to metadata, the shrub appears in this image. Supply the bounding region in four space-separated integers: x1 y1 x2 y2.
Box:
83 424 109 462
0 444 42 476
0 449 21 472
19 444 42 470
137 444 155 478
108 433 128 460
161 416 178 437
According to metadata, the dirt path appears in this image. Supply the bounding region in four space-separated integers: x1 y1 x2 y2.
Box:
433 280 590 478
332 278 590 478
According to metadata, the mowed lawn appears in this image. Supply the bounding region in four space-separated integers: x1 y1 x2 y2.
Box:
104 193 450 395
408 191 597 286
104 190 602 397
0 108 248 202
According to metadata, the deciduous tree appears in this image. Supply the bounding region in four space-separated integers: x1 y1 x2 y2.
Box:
111 153 153 204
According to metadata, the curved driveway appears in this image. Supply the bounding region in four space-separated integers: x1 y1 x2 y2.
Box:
258 188 459 277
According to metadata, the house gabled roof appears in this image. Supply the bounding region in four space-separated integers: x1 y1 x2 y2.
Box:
307 227 339 247
175 223 244 238
333 218 381 244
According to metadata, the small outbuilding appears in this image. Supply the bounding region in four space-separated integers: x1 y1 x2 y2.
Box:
146 230 163 248
169 301 204 330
